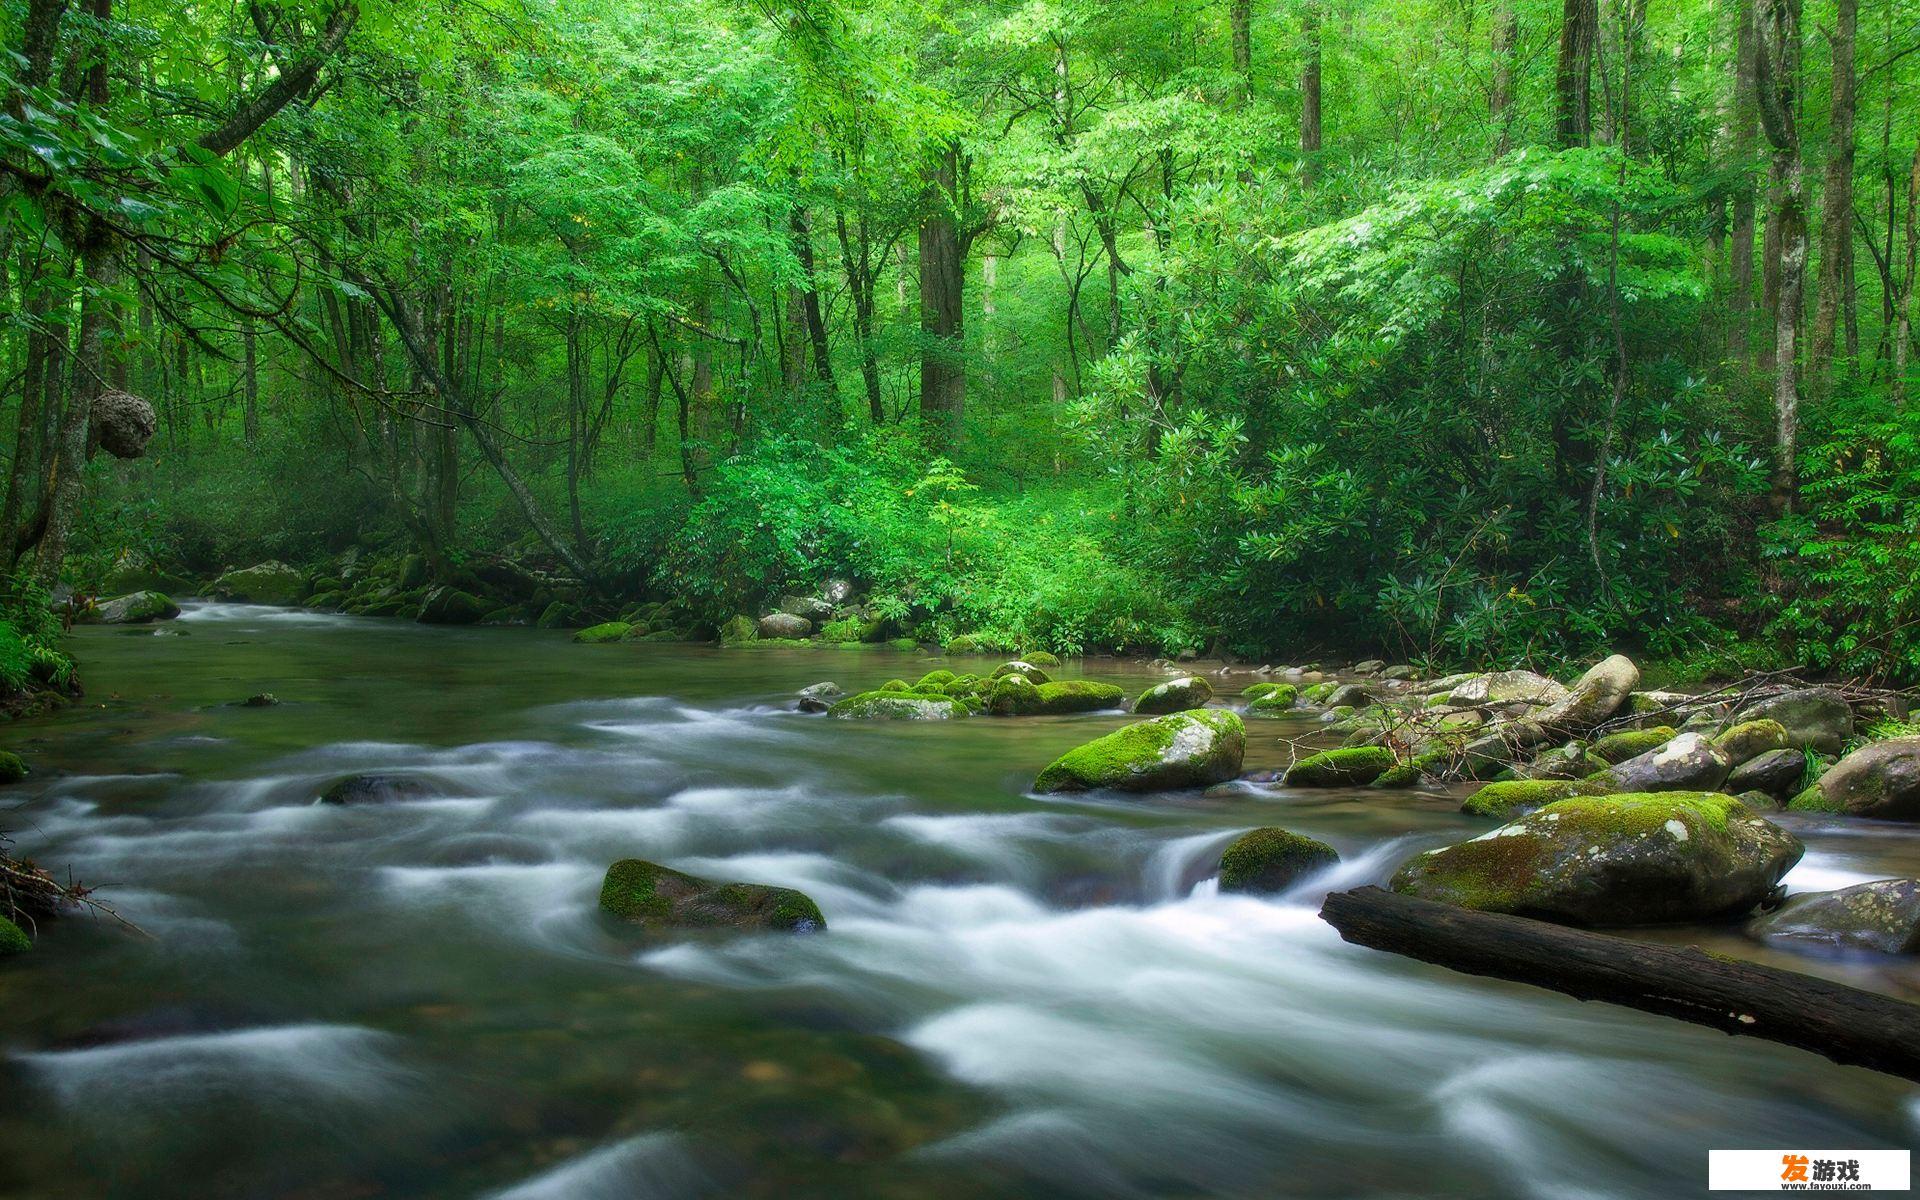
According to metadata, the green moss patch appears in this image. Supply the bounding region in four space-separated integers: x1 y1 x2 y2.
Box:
1282 745 1396 787
1219 828 1340 893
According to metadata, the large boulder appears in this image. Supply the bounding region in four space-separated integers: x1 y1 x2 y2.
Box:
1733 688 1854 755
212 561 309 606
1594 731 1733 793
81 590 179 624
417 587 489 625
1448 670 1570 708
1218 828 1340 893
778 594 835 622
1726 748 1807 798
101 551 190 596
827 690 963 720
1789 736 1920 820
1590 726 1676 765
1391 792 1803 927
1460 777 1610 820
757 612 812 639
1134 676 1213 715
1532 654 1640 732
1749 879 1920 954
990 660 1053 685
1034 709 1245 794
598 859 824 933
1283 746 1396 787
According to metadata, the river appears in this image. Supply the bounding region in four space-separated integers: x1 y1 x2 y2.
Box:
0 603 1916 1198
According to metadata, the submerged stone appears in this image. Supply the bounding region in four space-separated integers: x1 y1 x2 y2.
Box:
1134 676 1213 715
598 858 824 933
827 690 963 720
1748 878 1920 955
1218 828 1339 894
319 773 440 805
572 621 633 644
1034 709 1245 794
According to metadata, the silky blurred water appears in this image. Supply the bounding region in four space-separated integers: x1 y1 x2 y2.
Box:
0 604 1915 1199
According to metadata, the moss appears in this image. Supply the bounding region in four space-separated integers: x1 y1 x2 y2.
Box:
1544 790 1750 834
1787 783 1845 813
1247 684 1300 715
1282 745 1397 787
1241 682 1284 700
1590 726 1676 764
1300 681 1339 705
1218 828 1340 893
1374 749 1449 788
718 614 758 645
572 621 633 644
1024 651 1062 667
827 690 963 720
915 669 958 690
990 661 1054 684
0 751 26 785
987 672 1042 715
1134 676 1212 714
0 915 28 955
599 859 825 932
599 858 674 921
887 637 920 652
1712 718 1791 763
1034 709 1244 793
881 678 912 692
1460 777 1610 819
1032 680 1126 713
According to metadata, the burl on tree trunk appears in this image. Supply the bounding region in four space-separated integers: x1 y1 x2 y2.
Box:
1319 886 1920 1084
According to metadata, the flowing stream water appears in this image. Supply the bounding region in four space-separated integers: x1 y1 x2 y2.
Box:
2 603 1917 1199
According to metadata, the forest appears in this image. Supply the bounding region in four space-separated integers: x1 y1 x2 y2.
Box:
0 0 1913 694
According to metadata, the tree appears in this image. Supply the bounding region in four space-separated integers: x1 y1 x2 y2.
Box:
1810 0 1857 390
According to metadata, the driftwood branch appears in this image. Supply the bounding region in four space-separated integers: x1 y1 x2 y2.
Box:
1319 886 1920 1084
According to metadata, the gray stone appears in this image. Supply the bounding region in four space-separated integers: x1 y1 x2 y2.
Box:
757 612 813 639
1734 688 1855 756
1749 879 1920 954
1726 747 1807 797
1598 731 1733 794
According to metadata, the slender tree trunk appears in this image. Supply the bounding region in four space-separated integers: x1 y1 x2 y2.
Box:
1895 140 1918 406
1756 0 1807 514
917 142 965 444
1809 0 1857 391
1231 0 1250 87
1301 1 1323 175
1729 0 1758 358
1556 0 1598 148
1491 5 1518 152
789 207 837 409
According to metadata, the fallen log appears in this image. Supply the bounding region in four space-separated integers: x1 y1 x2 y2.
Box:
1319 886 1920 1084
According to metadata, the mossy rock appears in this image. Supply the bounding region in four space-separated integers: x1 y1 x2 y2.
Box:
1246 684 1300 716
1392 792 1803 927
0 915 28 955
598 859 824 933
1023 651 1062 667
887 637 920 652
1788 736 1920 819
718 614 758 645
1034 709 1245 794
319 774 440 805
1282 746 1397 787
945 633 1011 654
82 590 181 624
1241 682 1285 700
211 561 309 605
1711 718 1791 765
1032 680 1126 714
989 660 1053 685
1218 828 1340 894
538 602 583 630
915 669 959 690
573 621 633 644
1460 777 1611 819
627 629 680 643
987 672 1043 716
418 587 490 625
0 751 26 785
1748 878 1920 954
1299 681 1340 706
1591 726 1676 765
1134 676 1213 715
827 690 963 720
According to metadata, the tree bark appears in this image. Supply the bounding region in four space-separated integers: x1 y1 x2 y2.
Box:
1555 0 1598 148
789 207 837 406
1729 0 1759 358
1491 6 1518 152
917 142 965 445
197 4 359 156
1230 0 1251 90
1809 0 1857 390
1755 0 1806 514
1301 1 1323 170
1320 888 1920 1085
1896 140 1918 407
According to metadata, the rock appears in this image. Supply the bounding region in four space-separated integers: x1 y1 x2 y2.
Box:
822 579 855 605
212 561 309 606
319 774 439 805
1351 659 1386 676
1595 731 1733 794
1712 719 1792 766
1448 670 1570 708
757 612 812 639
1534 655 1641 731
1590 726 1676 764
796 682 843 713
1218 828 1340 894
1134 676 1213 715
241 693 278 707
946 633 1009 654
1323 684 1373 709
1034 709 1245 793
990 660 1054 685
572 621 633 644
1283 746 1397 787
417 587 488 625
1380 664 1420 681
1734 688 1854 755
719 614 758 644
396 554 431 589
89 388 157 458
1246 683 1300 716
598 858 824 933
0 751 27 784
1392 792 1804 927
81 590 179 624
778 594 835 621
1024 651 1062 667
536 602 582 630
1727 748 1807 797
1749 879 1920 954
827 691 963 720
1789 736 1920 819
1460 778 1611 820
1519 743 1609 781
987 672 1042 715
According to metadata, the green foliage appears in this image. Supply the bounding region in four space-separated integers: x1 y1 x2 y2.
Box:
0 574 73 695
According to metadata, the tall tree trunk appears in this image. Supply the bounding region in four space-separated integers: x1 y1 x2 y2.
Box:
789 207 837 409
1491 5 1518 152
1556 0 1598 148
1809 0 1857 391
1729 0 1759 358
1301 1 1323 173
917 142 965 445
1230 0 1251 90
1895 140 1918 406
1756 0 1807 514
